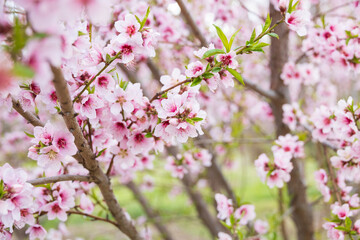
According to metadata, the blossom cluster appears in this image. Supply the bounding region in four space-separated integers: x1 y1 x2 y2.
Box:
165 149 212 179
0 164 35 239
215 193 268 239
255 134 304 188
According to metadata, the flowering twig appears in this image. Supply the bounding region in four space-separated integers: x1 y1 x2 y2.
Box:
28 175 94 186
235 16 285 55
322 146 342 204
67 210 118 227
149 79 191 102
73 51 122 103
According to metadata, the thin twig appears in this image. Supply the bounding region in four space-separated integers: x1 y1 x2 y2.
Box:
236 17 285 55
67 210 118 227
106 154 116 176
11 96 44 127
73 51 122 103
322 146 342 204
312 1 357 19
241 78 280 100
150 79 191 102
175 0 207 46
28 175 94 186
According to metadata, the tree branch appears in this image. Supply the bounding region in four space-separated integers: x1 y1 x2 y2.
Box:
11 96 44 127
241 78 280 100
175 0 207 47
51 66 144 240
67 210 118 227
28 175 94 185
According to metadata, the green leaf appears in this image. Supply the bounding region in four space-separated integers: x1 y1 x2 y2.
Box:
334 226 348 232
191 117 203 122
226 67 244 85
263 14 272 32
213 24 229 52
202 72 214 79
135 15 142 25
228 28 241 50
267 32 279 39
249 29 256 44
191 77 202 87
140 7 151 30
202 49 225 59
220 220 232 230
186 118 194 125
12 63 35 79
0 180 4 199
24 131 35 138
78 31 87 36
345 217 352 230
107 67 116 73
211 67 222 73
288 0 294 13
106 54 111 63
12 17 28 54
145 132 153 138
96 148 107 157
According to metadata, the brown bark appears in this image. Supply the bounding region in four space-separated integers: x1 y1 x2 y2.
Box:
269 4 314 240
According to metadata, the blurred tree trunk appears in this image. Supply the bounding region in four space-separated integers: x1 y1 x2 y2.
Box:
269 4 314 240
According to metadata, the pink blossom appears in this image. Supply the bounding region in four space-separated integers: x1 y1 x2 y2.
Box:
216 51 238 69
106 88 135 116
76 93 104 119
332 203 352 220
234 204 256 225
115 14 141 39
127 132 154 154
285 10 311 36
215 193 233 220
53 131 77 156
218 232 232 240
314 169 328 184
254 219 269 235
160 68 186 92
26 225 47 240
185 61 205 78
80 193 94 214
43 201 68 221
37 145 63 171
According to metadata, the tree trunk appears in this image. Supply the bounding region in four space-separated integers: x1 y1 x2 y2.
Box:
269 4 314 240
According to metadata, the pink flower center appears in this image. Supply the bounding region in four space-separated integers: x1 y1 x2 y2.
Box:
115 122 126 130
121 45 133 55
50 91 58 102
51 203 62 213
287 16 296 25
192 66 203 74
57 138 67 149
117 96 126 104
134 133 144 143
97 76 109 87
126 25 136 36
221 55 232 66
